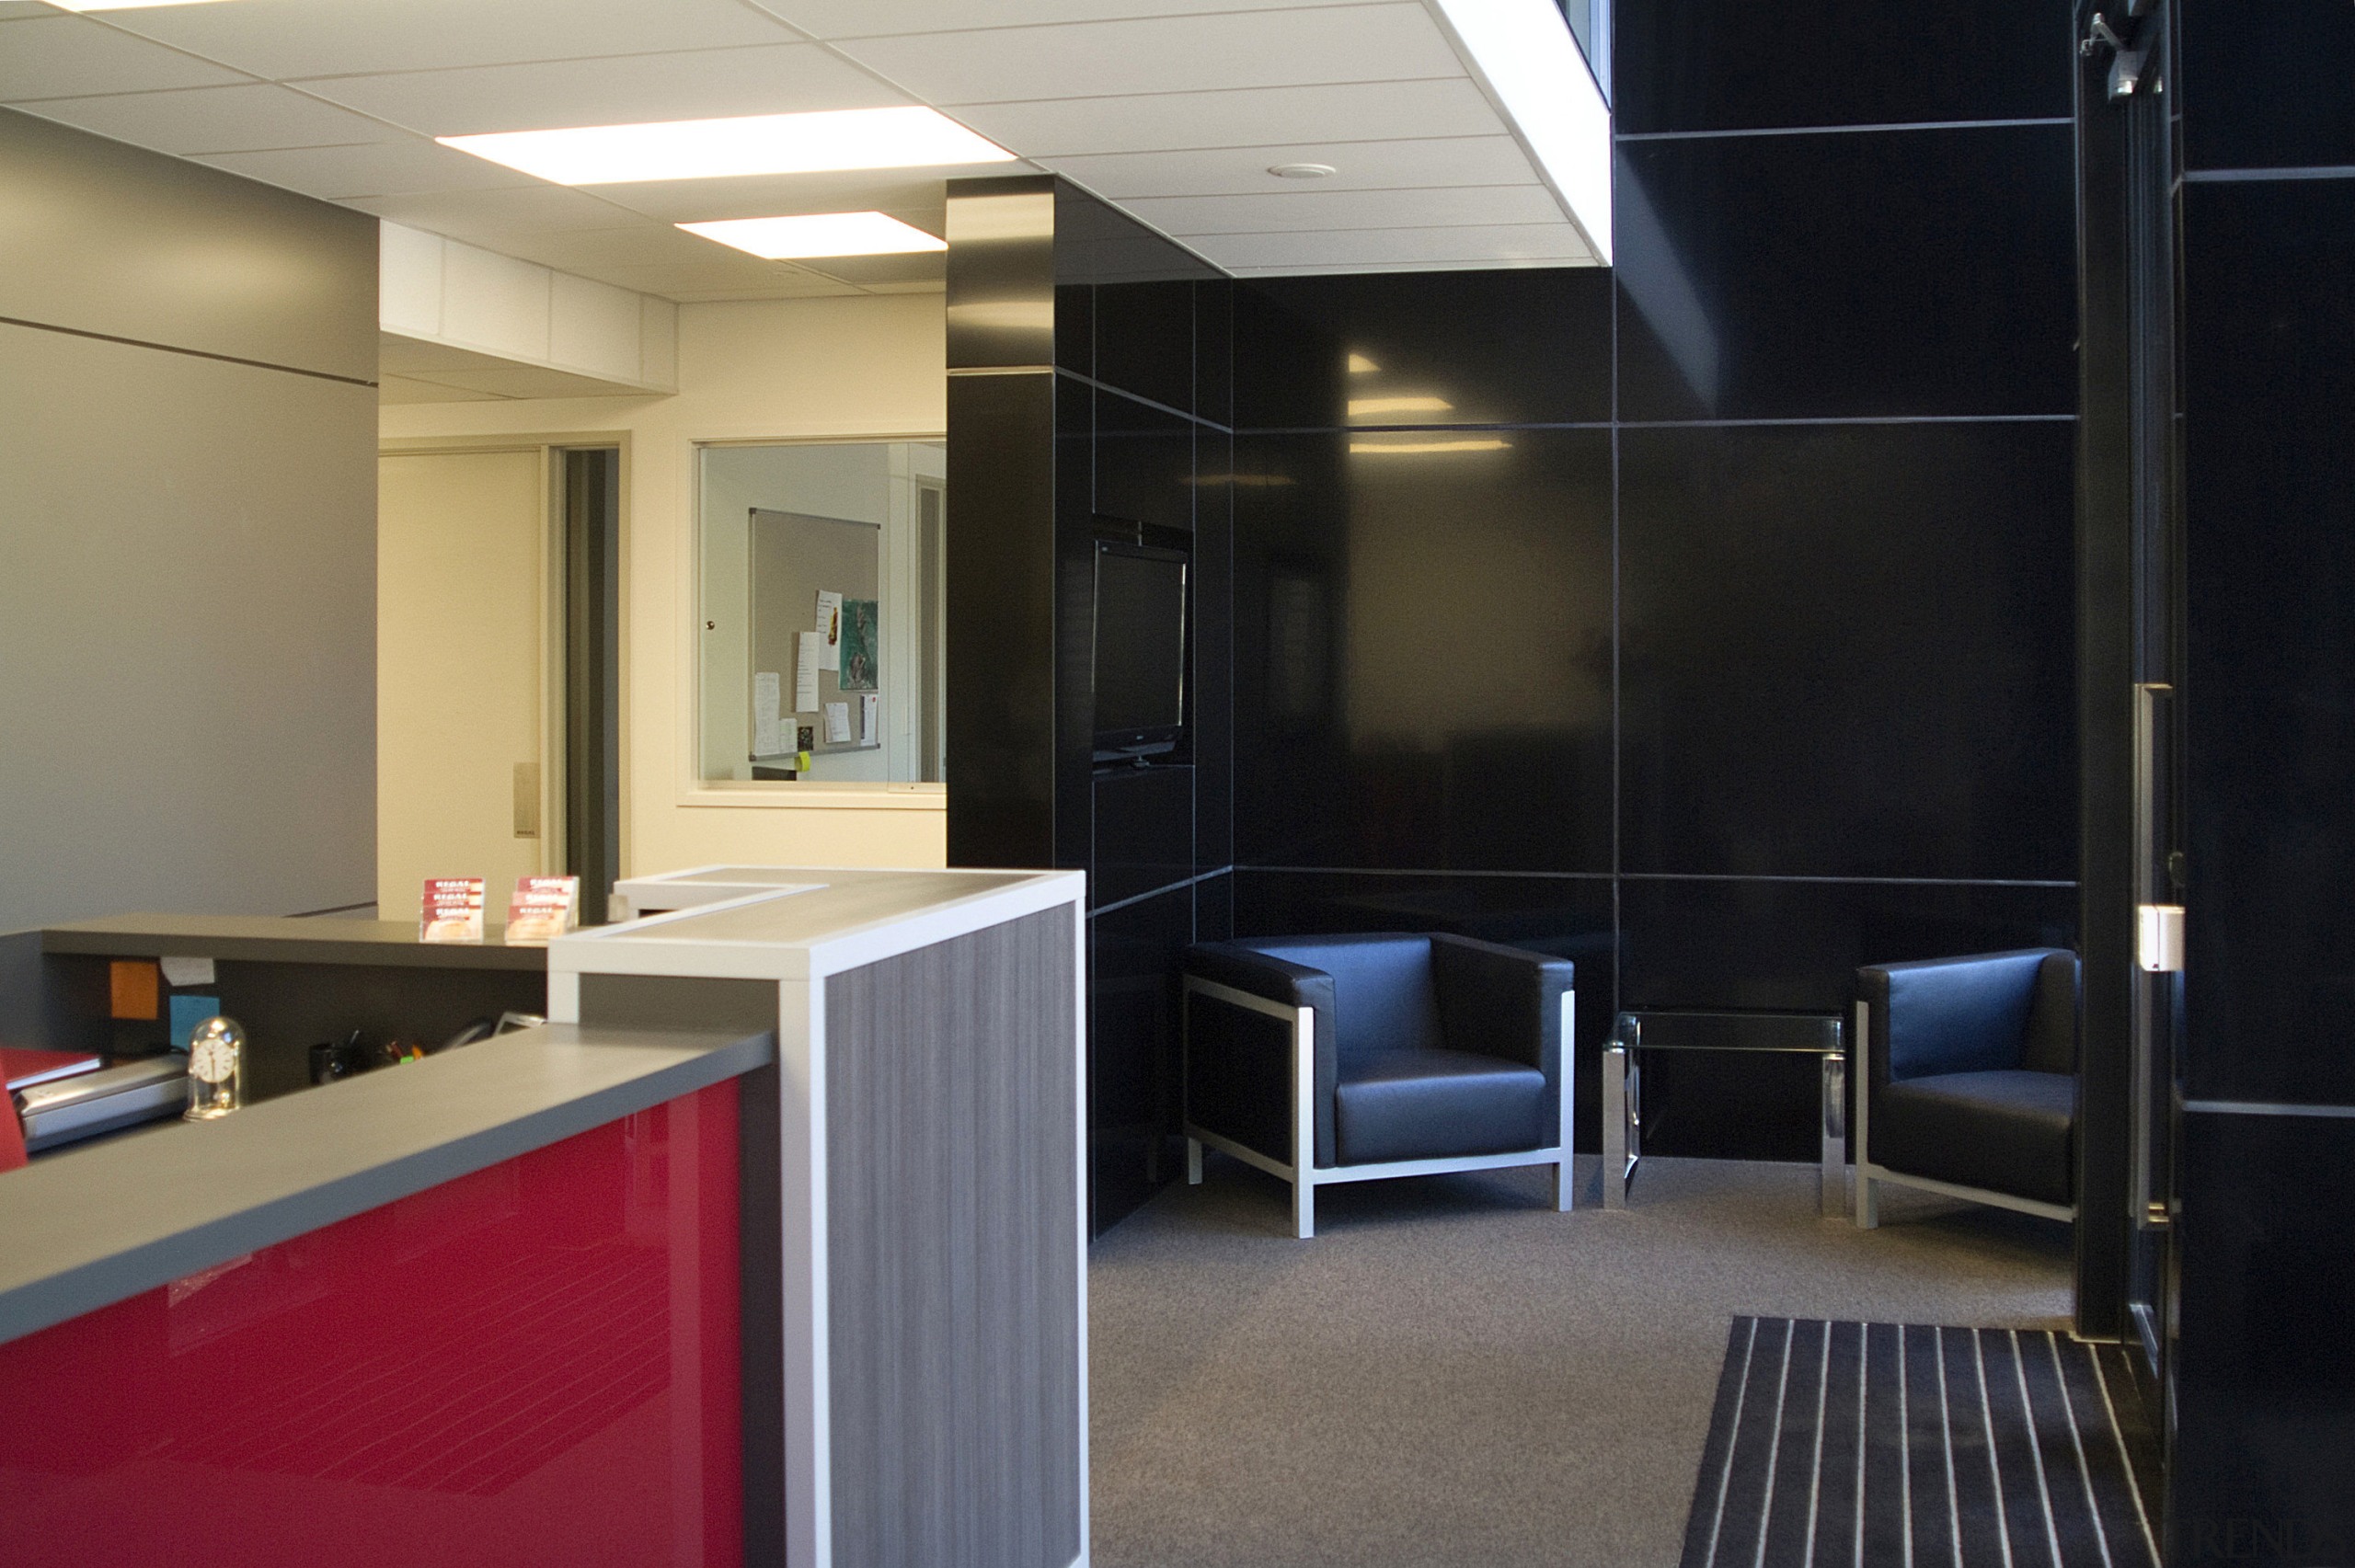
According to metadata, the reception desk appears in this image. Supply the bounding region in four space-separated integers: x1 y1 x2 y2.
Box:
0 867 1086 1568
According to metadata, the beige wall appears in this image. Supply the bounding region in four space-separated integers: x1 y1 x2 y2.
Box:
378 293 949 880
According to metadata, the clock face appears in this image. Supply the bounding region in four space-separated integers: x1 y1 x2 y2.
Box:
190 1036 237 1085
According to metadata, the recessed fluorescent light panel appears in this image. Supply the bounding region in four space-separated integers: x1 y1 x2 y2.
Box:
439 107 1014 186
681 212 945 260
1423 0 1613 261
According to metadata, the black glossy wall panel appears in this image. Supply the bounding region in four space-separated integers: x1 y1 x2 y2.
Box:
1616 127 2076 421
1196 279 1234 429
1094 389 1194 536
1235 269 1613 430
2182 178 2355 1105
1194 428 1235 872
1620 421 2078 881
946 371 1059 869
1097 279 1198 415
1617 877 2077 1015
1089 887 1193 1231
1235 428 1614 872
2170 1111 2355 1562
1093 766 1194 910
2180 0 2355 172
1612 0 2070 135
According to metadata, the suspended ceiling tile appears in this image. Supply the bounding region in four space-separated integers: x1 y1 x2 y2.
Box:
0 16 253 102
380 372 509 403
1197 222 1591 271
585 171 959 226
757 0 1367 39
480 224 748 272
88 0 802 80
18 83 402 155
1126 183 1564 236
952 77 1499 158
295 44 906 139
1043 135 1538 200
349 183 649 237
833 4 1461 107
791 251 945 288
191 138 544 200
586 260 858 300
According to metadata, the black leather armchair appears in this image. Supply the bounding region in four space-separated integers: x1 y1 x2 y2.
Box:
1854 948 2079 1227
1181 933 1575 1237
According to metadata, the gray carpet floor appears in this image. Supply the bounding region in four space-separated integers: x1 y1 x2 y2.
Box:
1087 1155 2074 1568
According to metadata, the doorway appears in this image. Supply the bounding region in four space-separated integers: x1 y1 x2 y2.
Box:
377 444 622 926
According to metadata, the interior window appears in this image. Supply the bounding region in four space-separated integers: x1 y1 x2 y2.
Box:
697 441 946 784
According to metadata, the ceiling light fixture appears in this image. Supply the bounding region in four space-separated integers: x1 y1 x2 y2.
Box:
1346 353 1381 373
440 106 1015 186
680 212 945 259
44 0 236 8
1349 438 1510 455
1348 395 1453 417
1268 162 1337 178
1423 0 1612 261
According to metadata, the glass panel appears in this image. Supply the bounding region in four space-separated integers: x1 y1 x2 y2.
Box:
697 441 946 784
0 1083 743 1568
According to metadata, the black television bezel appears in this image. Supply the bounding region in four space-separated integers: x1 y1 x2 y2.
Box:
1090 538 1190 763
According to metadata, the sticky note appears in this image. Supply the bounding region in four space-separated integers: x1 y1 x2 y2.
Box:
109 960 160 1021
169 995 221 1050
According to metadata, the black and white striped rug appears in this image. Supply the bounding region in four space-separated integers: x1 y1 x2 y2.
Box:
1679 1319 2163 1568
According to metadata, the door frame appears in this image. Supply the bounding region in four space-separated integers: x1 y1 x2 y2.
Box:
379 431 633 902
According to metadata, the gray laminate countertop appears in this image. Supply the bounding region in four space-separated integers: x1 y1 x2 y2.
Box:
0 1022 772 1345
43 913 550 970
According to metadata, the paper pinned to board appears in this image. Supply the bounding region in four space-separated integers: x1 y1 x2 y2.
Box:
160 956 216 988
815 590 843 671
823 702 852 744
859 692 879 743
795 632 822 712
753 670 782 755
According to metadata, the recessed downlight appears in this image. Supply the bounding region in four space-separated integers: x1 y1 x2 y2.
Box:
1268 162 1337 179
439 107 1014 186
680 212 946 260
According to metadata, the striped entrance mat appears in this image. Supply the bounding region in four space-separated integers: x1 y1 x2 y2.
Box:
1680 1319 2163 1568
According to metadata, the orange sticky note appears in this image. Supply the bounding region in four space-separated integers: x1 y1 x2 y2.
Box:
109 960 160 1021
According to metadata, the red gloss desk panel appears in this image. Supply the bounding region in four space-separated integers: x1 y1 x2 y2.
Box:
0 1080 742 1568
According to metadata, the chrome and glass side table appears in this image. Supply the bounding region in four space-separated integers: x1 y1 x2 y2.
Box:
1602 1010 1847 1217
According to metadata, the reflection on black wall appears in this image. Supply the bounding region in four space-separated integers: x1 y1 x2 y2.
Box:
1224 0 2080 1173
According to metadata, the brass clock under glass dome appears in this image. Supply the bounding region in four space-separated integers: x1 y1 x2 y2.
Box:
183 1015 246 1121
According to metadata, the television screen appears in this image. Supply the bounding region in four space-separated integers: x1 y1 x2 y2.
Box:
1094 544 1188 746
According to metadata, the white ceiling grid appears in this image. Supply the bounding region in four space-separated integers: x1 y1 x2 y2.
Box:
0 0 1597 302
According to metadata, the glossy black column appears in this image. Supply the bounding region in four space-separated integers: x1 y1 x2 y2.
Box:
947 177 1234 1235
2169 4 2355 1551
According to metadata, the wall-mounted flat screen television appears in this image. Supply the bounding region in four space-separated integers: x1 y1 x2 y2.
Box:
1093 541 1189 761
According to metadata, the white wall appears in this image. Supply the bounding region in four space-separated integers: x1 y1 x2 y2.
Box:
379 293 948 877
